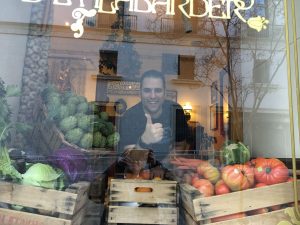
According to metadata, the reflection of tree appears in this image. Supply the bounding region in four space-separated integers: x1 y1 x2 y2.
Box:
196 1 285 142
100 2 141 80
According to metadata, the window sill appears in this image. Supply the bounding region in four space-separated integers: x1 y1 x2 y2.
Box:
171 79 204 87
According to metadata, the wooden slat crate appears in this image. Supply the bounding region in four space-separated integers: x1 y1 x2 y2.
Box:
180 180 300 224
107 179 178 225
181 206 298 225
0 181 90 225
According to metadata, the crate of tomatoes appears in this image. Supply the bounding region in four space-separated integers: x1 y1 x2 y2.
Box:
171 142 299 225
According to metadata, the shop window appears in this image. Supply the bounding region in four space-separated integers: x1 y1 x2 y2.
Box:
245 0 269 37
178 55 195 80
99 50 118 76
252 59 270 83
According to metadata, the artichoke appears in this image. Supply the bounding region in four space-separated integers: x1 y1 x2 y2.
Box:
100 111 109 121
93 132 103 148
106 132 120 148
77 114 91 131
66 103 76 116
58 105 70 120
59 116 77 132
80 133 93 149
65 128 83 144
77 102 89 114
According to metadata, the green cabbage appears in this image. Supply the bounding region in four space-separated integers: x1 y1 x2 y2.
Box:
22 163 62 189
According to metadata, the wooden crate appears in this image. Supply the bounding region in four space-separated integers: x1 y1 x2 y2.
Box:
107 179 178 225
180 180 300 224
0 181 90 225
181 206 298 225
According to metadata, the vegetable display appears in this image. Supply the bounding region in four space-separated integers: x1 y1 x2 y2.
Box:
0 147 66 190
42 86 120 149
48 147 94 182
221 141 250 165
253 158 289 185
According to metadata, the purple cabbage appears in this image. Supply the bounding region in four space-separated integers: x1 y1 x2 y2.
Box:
48 147 94 182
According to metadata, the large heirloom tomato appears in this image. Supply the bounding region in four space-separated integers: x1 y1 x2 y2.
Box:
254 158 289 185
222 164 255 191
193 179 214 197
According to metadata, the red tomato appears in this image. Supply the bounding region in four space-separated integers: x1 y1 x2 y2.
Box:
270 205 282 211
222 164 255 191
191 174 200 185
255 183 267 188
193 179 214 197
215 180 230 195
211 212 246 223
247 207 269 216
254 158 289 185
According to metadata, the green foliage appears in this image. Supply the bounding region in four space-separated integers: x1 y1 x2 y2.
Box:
59 116 77 133
65 128 83 145
79 133 93 149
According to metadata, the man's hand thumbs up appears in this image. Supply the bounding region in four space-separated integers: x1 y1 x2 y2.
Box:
140 114 163 145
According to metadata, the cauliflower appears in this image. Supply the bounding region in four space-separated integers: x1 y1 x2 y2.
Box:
77 114 91 131
106 132 120 148
79 133 93 149
65 128 83 145
59 116 77 133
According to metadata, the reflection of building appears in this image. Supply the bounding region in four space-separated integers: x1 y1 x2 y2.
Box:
0 0 298 158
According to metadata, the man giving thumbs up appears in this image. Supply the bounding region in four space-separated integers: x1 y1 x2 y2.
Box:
118 70 188 177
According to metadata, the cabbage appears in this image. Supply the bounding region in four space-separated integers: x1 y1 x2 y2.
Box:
49 147 94 182
22 163 62 189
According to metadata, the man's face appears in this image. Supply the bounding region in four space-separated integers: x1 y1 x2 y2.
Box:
141 77 165 115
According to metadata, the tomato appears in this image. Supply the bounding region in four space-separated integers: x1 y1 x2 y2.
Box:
140 170 150 180
193 179 214 197
247 207 269 216
191 175 200 185
215 180 230 195
222 164 255 191
270 205 282 211
202 165 220 184
211 212 246 222
255 183 267 188
287 177 294 182
254 158 289 185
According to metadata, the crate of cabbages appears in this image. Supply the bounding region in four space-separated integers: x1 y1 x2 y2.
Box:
0 181 90 225
171 155 299 225
107 179 178 225
31 85 120 155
